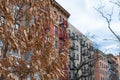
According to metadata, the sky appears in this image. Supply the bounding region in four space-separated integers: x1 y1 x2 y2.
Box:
56 0 120 55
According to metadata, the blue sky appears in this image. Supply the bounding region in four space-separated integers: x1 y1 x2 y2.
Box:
56 0 120 55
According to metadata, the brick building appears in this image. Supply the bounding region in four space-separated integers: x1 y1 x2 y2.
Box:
94 49 108 80
0 0 70 80
115 53 120 80
49 0 70 80
107 54 119 80
49 0 70 53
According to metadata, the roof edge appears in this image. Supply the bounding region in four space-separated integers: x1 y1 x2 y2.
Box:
51 0 70 18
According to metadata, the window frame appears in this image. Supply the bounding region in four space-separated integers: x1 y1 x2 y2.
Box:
0 16 5 26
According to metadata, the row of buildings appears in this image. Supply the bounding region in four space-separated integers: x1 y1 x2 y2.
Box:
68 23 120 80
47 0 120 80
0 0 120 80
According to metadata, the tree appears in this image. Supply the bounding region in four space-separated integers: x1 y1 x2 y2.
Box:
0 0 69 80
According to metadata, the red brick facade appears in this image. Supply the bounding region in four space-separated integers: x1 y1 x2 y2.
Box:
49 0 70 80
94 50 108 80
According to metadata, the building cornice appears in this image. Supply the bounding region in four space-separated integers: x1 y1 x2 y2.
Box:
51 0 70 18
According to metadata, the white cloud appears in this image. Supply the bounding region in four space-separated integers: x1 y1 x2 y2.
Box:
100 43 120 55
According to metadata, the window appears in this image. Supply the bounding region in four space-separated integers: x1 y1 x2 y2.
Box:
72 33 75 37
68 30 71 37
59 42 63 52
0 40 3 48
10 49 20 58
63 31 65 37
60 43 62 48
54 25 58 35
70 72 74 79
0 40 3 56
76 35 79 41
86 43 88 48
72 43 75 47
76 45 79 51
0 16 5 26
53 11 58 21
73 53 75 58
59 15 62 22
100 62 101 67
54 11 57 15
82 57 84 62
46 36 49 41
24 51 32 61
14 23 20 29
77 54 79 60
77 64 79 67
60 28 62 35
80 39 84 46
69 61 71 67
62 18 64 23
31 16 34 25
54 40 58 49
34 73 40 80
13 5 20 14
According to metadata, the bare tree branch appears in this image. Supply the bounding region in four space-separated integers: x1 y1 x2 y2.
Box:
95 7 120 42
